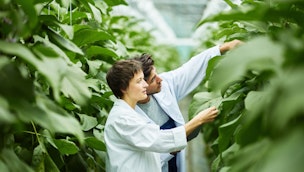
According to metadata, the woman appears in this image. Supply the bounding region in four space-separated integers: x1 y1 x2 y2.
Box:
105 59 218 172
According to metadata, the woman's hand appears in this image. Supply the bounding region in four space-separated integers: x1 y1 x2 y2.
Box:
184 106 219 137
194 106 219 124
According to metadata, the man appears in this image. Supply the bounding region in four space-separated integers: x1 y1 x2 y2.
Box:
133 40 243 172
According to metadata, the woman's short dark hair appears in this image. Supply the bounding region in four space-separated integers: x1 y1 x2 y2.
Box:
133 53 154 81
106 59 142 98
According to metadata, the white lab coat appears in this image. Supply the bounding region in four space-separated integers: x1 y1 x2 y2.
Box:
105 99 187 172
140 45 221 172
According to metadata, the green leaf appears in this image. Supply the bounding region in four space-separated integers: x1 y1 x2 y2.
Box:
85 137 106 151
229 139 271 172
86 46 118 59
33 35 71 61
244 91 267 124
224 0 238 9
54 139 79 155
88 3 102 23
257 127 304 172
0 160 9 172
93 127 105 141
32 43 91 106
13 95 84 143
0 41 40 67
87 60 103 76
0 96 15 123
1 149 34 172
15 0 38 37
0 60 35 102
60 64 92 106
48 29 83 55
189 92 222 119
103 0 127 6
209 36 284 91
268 69 304 131
212 143 239 171
218 115 241 152
78 114 98 131
32 43 60 58
73 28 115 46
39 15 74 39
86 46 118 63
44 153 60 172
204 55 223 84
32 144 45 171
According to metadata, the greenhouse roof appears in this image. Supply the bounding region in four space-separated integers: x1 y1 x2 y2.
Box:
112 0 241 46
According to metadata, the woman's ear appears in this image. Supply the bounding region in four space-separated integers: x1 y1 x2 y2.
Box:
121 88 127 95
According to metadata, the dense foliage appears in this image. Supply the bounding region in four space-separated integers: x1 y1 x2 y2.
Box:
189 0 304 171
0 0 179 171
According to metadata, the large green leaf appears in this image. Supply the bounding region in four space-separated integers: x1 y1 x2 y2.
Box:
0 42 89 106
267 69 304 131
86 45 118 59
86 45 118 63
54 139 79 155
85 137 106 151
1 149 34 172
13 0 38 38
218 115 241 152
15 0 37 27
228 139 271 172
86 60 103 76
73 28 115 46
231 127 304 172
211 143 239 172
88 2 102 23
39 15 74 39
33 35 71 61
60 64 92 106
13 95 84 143
0 96 15 123
0 41 40 67
32 144 45 171
0 60 35 102
257 127 304 172
243 91 268 126
33 44 91 106
48 29 83 55
209 36 284 91
44 153 60 172
203 55 223 85
78 114 98 131
188 92 222 119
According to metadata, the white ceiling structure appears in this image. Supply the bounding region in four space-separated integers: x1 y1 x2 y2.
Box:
112 0 241 58
113 0 241 44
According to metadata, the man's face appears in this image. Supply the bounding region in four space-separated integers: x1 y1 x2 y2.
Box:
145 66 162 95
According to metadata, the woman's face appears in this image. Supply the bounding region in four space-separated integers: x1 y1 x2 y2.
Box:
123 71 148 103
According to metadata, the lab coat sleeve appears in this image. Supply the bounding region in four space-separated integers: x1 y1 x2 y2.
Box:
160 46 221 101
113 113 187 153
160 153 174 172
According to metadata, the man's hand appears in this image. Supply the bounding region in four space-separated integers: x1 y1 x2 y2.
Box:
219 39 244 54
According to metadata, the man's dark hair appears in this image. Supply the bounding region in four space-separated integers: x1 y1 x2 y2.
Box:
106 59 142 98
133 53 154 81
